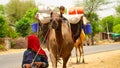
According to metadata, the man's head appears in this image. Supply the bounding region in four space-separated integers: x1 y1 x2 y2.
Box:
59 6 65 14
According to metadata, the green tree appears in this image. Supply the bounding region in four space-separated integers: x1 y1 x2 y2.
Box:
84 0 106 17
83 0 108 45
116 4 120 15
0 5 8 37
6 26 19 38
87 12 101 35
113 1 120 34
100 15 114 32
86 12 102 45
0 15 8 38
24 8 38 23
113 16 120 26
5 0 36 24
15 8 38 37
112 16 120 34
0 4 17 38
113 24 120 34
0 5 4 14
16 18 31 37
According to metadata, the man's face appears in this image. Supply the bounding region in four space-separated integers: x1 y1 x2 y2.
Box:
60 9 64 14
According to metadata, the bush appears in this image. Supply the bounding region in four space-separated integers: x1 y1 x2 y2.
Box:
10 41 15 48
0 44 5 50
11 37 27 49
6 26 19 38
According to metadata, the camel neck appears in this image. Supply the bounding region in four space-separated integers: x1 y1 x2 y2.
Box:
55 25 63 45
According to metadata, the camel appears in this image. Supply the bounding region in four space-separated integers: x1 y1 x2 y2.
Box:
70 16 87 63
74 29 86 63
35 12 87 66
36 12 74 68
46 12 74 68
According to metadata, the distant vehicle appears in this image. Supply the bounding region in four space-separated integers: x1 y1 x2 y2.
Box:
112 33 120 41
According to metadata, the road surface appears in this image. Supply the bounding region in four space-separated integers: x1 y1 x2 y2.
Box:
0 44 120 68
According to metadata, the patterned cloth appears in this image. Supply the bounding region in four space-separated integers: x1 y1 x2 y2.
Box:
22 34 48 68
22 49 49 68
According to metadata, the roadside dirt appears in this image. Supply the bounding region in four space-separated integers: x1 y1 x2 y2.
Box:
48 50 120 68
0 49 25 55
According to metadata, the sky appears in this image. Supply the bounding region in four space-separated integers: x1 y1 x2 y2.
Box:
97 0 117 19
0 0 117 19
35 0 76 8
0 0 10 5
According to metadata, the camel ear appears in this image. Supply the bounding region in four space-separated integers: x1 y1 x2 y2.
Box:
50 12 53 18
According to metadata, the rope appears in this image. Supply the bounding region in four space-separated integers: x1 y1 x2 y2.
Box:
31 14 54 66
31 27 50 66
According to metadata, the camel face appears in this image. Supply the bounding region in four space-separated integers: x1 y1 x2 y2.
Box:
49 12 62 30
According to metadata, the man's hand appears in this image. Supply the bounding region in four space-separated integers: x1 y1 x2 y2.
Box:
24 64 32 68
34 62 43 68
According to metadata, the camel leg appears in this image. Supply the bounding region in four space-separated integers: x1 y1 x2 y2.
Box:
75 44 79 63
49 49 57 68
81 43 85 63
63 54 71 68
68 54 72 65
78 44 81 63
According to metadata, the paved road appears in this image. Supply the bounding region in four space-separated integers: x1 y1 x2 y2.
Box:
0 44 120 68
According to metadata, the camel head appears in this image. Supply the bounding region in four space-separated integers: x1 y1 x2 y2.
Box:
50 12 62 30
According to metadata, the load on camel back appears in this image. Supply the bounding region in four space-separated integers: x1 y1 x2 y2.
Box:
32 6 92 68
33 6 91 42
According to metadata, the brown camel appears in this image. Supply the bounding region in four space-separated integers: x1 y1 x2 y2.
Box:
36 12 74 68
74 29 86 63
46 12 74 68
70 16 87 63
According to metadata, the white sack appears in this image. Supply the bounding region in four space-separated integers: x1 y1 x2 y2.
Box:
63 14 83 24
36 13 50 24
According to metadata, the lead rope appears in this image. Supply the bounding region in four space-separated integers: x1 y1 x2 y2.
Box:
31 13 54 66
31 27 50 66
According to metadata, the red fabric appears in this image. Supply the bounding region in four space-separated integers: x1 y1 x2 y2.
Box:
28 34 47 58
69 7 84 15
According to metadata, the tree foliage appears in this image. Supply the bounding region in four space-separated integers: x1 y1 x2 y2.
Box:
0 5 8 37
16 18 31 37
15 8 38 37
112 16 120 34
100 15 114 32
86 12 101 36
113 24 120 34
83 0 108 44
0 5 4 14
5 0 36 24
0 15 8 38
84 0 107 35
116 4 120 15
99 15 120 34
113 16 120 26
0 4 18 38
24 8 38 23
84 0 106 17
